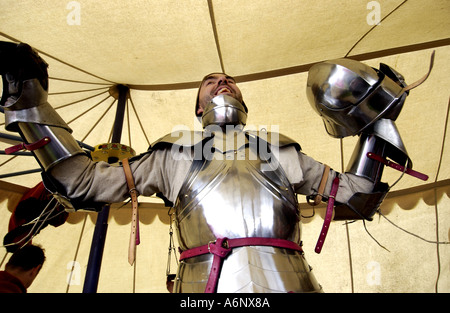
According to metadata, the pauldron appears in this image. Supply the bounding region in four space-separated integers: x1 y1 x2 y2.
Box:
150 129 301 153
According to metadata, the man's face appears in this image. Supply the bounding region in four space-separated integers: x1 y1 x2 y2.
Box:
197 73 243 116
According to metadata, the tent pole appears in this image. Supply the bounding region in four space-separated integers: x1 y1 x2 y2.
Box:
83 84 129 293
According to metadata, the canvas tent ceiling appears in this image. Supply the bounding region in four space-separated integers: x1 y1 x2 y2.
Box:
0 0 449 293
0 0 449 192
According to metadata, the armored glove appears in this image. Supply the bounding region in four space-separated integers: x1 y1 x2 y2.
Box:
0 41 84 171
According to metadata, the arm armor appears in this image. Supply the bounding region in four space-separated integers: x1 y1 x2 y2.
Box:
306 56 433 221
3 78 86 171
2 78 89 211
333 118 410 221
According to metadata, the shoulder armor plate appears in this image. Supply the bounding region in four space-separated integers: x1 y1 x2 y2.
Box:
150 130 212 150
245 130 301 151
149 130 301 151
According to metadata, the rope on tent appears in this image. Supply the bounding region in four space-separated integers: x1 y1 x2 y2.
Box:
339 138 355 292
50 77 112 86
376 212 450 246
49 86 110 95
82 98 117 143
65 94 112 125
361 219 390 252
0 251 8 269
432 95 450 292
0 154 19 167
0 169 42 179
54 90 111 110
345 0 408 57
207 0 225 73
129 95 151 147
66 213 88 293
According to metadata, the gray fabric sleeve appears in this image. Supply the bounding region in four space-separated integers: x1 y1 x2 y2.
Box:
278 146 373 203
49 148 192 205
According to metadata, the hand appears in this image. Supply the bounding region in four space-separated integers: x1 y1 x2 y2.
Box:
0 41 49 107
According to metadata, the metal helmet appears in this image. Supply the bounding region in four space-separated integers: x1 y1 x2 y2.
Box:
306 58 408 138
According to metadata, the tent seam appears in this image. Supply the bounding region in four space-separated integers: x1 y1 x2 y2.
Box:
344 0 409 58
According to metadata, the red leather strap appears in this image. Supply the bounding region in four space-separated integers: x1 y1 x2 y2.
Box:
179 237 303 260
315 176 339 254
179 237 303 293
5 137 51 154
204 238 232 293
367 152 428 181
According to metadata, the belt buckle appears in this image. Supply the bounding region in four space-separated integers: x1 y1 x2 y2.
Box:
207 240 216 253
221 238 229 249
207 238 229 253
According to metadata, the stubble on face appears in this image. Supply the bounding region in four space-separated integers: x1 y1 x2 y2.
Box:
197 73 243 115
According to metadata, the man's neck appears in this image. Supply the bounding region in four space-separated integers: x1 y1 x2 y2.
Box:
5 268 30 289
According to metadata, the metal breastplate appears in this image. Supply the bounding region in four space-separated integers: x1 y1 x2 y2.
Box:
172 131 322 293
174 131 301 251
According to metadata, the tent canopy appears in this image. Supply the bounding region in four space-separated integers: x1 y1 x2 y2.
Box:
0 0 449 191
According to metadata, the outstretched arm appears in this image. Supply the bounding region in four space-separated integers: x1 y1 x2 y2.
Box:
0 42 189 210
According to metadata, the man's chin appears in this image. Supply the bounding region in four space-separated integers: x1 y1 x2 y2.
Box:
213 93 242 102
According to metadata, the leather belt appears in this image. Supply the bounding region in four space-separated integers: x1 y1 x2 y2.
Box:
122 158 140 265
367 152 428 181
314 176 339 253
307 164 330 206
179 237 303 293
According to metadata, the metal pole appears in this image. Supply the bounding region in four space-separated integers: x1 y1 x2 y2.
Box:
82 84 129 293
82 204 110 293
0 168 42 178
111 85 128 143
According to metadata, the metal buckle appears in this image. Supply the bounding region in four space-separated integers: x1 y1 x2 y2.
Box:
221 238 229 249
207 238 230 253
207 240 216 253
128 188 139 196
